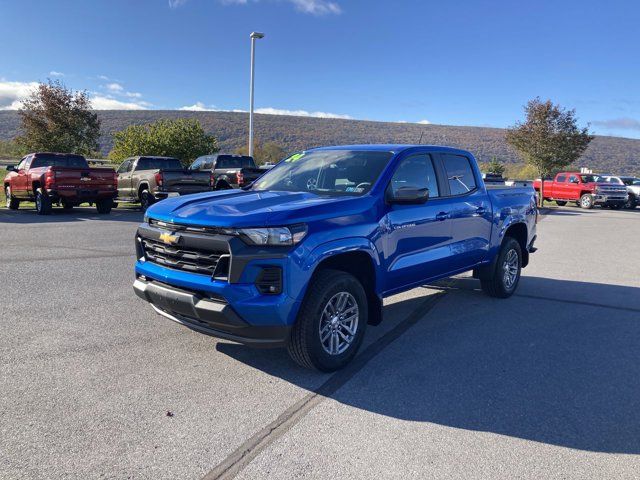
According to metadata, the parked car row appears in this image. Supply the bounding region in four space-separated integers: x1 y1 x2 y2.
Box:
4 152 268 214
533 171 639 209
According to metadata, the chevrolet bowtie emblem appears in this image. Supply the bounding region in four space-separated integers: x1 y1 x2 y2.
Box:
159 232 180 245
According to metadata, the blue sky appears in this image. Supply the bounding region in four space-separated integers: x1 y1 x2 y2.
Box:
1 0 639 138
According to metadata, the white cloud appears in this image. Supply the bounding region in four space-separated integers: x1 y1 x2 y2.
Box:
187 0 341 15
91 95 149 110
49 71 65 77
179 101 216 111
106 82 124 92
0 80 39 110
97 75 110 80
255 107 351 119
125 91 142 98
417 119 431 124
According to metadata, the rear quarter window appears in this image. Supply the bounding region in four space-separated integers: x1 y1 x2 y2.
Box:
441 154 477 195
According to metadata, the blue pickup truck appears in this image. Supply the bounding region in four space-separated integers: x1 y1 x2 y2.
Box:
133 145 537 371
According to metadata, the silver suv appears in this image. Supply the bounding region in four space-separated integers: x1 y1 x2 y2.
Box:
600 175 640 209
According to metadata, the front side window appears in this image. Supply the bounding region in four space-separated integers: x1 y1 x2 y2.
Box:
556 175 566 183
252 150 393 196
442 154 477 195
189 159 203 171
569 175 580 183
389 154 439 198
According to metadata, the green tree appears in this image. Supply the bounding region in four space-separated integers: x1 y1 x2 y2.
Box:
506 97 593 206
16 80 100 155
109 118 218 166
485 157 506 175
0 139 27 159
236 140 286 165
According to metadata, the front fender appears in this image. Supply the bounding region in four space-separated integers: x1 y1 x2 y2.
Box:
291 237 383 304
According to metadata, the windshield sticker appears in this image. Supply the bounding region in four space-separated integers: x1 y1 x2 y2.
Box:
285 153 305 163
345 187 365 193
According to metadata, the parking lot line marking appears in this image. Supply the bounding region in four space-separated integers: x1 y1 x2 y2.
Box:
202 291 447 480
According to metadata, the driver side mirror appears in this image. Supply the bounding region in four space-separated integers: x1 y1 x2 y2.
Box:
387 186 430 204
6 165 17 172
570 178 579 184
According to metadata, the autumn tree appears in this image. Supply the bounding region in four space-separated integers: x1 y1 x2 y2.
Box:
109 118 218 166
506 98 593 206
17 80 100 155
236 140 286 165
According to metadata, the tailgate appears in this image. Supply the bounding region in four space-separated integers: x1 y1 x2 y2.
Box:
52 167 115 188
162 170 211 193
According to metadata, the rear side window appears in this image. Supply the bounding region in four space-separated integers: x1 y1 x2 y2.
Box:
137 157 182 170
556 175 566 183
117 160 131 173
390 154 439 198
30 154 88 169
441 154 477 195
217 156 254 168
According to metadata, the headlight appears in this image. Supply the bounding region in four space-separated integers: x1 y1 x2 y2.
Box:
237 224 307 246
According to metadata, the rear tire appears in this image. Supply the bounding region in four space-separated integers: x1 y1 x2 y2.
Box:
35 189 52 215
480 237 522 299
555 200 567 206
140 190 153 212
5 186 19 210
579 194 594 209
288 269 368 372
62 201 74 211
96 199 113 214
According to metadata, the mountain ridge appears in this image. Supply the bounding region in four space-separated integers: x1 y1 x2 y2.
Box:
0 110 638 174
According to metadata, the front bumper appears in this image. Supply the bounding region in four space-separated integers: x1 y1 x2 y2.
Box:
133 277 291 347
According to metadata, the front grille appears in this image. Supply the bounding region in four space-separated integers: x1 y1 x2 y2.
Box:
141 237 229 278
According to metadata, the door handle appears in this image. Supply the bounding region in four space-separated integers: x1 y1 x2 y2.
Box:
436 212 449 221
475 207 487 215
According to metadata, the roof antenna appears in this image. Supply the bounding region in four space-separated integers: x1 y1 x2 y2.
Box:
417 131 424 145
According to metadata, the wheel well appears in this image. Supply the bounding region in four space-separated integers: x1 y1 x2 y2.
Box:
580 190 591 197
314 251 382 326
504 223 529 267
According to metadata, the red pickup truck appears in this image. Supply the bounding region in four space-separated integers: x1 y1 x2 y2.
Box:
533 172 628 209
4 152 117 215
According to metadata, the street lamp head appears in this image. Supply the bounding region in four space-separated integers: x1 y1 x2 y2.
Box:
250 32 265 39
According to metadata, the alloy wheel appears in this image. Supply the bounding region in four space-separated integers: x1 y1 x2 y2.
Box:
319 291 359 355
502 249 519 289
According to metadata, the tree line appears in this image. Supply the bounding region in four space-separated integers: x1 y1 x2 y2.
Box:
8 81 596 202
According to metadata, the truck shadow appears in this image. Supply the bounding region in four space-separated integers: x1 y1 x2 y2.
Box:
217 276 640 454
0 207 144 224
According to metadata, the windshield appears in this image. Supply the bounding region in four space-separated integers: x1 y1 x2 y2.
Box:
621 177 640 186
580 175 601 183
251 150 394 196
30 154 88 169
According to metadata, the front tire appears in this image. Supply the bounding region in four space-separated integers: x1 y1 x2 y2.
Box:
35 189 52 215
5 186 19 210
624 194 636 209
480 237 522 299
580 194 594 209
288 269 368 372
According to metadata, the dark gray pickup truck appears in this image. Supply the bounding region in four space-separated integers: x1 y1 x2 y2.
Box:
189 154 264 190
115 156 213 211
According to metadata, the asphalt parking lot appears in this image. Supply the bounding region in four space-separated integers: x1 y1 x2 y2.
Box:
1 205 639 479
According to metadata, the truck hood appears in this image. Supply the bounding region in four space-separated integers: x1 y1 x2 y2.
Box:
145 189 374 228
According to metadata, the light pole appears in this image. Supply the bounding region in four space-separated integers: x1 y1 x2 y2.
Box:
249 31 264 158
